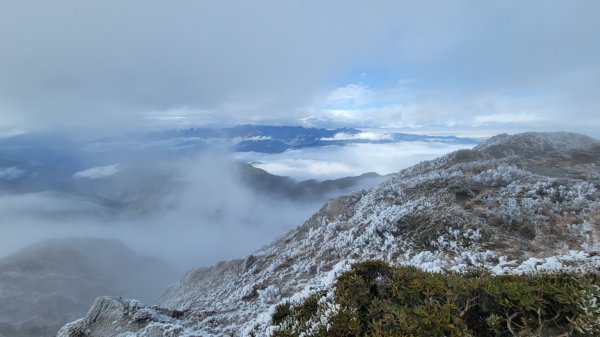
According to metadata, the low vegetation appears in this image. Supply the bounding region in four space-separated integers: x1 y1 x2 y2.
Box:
271 260 600 337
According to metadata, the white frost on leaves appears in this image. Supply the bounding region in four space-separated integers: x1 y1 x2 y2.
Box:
507 251 600 274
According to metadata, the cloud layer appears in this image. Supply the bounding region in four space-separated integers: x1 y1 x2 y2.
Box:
0 1 598 135
0 154 327 269
235 141 471 181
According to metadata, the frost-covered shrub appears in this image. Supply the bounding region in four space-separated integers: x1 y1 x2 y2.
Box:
271 261 600 337
271 291 330 336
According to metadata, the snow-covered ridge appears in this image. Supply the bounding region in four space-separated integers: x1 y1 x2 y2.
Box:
58 132 600 337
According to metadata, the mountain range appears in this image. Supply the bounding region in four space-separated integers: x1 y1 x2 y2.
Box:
94 125 478 154
0 125 471 216
56 132 600 336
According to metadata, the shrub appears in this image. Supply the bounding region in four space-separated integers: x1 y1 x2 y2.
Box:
271 261 600 337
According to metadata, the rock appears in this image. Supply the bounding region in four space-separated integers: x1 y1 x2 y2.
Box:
57 297 188 337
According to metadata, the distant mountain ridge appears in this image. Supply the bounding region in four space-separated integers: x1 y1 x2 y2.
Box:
92 125 479 154
0 125 467 218
237 163 386 201
58 132 600 336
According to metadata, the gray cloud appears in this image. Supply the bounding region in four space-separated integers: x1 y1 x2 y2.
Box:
0 1 598 135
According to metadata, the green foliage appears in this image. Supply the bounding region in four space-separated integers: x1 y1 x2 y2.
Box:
272 302 292 326
271 261 600 337
271 291 329 337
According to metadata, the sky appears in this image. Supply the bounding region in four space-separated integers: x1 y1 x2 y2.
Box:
0 0 599 137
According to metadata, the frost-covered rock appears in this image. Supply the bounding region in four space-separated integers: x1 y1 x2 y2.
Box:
59 132 600 336
56 297 187 337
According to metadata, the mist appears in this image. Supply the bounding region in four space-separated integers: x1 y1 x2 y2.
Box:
0 151 332 270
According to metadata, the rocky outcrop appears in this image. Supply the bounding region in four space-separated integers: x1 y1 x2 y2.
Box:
58 132 600 337
57 297 187 337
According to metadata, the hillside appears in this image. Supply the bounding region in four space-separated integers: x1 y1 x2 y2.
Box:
58 132 600 337
0 238 176 337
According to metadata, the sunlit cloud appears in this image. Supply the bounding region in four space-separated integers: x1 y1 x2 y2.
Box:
235 141 472 181
320 131 393 141
73 164 121 179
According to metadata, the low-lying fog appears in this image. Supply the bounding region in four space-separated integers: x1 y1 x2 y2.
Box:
0 153 323 269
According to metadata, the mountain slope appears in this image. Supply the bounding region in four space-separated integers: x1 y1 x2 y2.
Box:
0 238 176 337
58 132 600 337
236 163 385 201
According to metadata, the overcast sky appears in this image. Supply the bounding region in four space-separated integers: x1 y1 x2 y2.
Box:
0 0 599 137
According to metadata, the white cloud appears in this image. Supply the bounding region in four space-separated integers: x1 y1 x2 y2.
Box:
302 83 581 134
473 112 545 125
0 166 25 180
73 164 120 179
235 141 472 181
0 191 102 216
232 135 272 144
321 131 393 141
0 128 27 139
250 158 355 180
325 84 375 108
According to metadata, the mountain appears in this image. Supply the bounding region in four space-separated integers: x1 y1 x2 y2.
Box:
237 163 386 201
1 125 431 218
0 238 177 337
0 157 385 221
58 132 600 336
93 125 478 154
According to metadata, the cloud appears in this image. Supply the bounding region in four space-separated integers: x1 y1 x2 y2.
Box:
0 153 327 269
73 164 121 179
0 166 25 180
0 1 399 134
0 1 598 135
235 141 472 180
325 84 376 108
472 112 545 126
320 132 393 141
232 136 273 144
304 84 597 136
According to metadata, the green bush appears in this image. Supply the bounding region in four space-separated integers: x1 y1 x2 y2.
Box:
271 261 600 337
271 291 329 337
